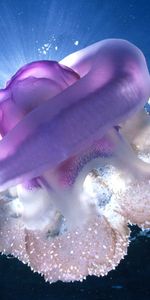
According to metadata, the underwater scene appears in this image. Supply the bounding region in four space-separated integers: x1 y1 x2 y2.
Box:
0 0 150 299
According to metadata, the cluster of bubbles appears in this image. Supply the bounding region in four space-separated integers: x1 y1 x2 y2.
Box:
37 34 79 56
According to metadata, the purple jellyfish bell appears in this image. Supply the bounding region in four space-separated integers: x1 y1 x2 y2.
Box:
0 39 150 283
0 39 149 189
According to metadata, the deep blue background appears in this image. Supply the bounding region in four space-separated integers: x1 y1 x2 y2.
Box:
0 0 150 85
0 0 150 299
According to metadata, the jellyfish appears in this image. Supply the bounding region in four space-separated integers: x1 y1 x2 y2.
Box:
0 39 150 283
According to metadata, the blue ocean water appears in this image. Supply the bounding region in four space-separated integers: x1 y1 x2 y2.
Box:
0 0 150 299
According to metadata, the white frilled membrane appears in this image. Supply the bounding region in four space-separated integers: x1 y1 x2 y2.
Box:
0 160 137 282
